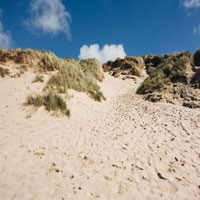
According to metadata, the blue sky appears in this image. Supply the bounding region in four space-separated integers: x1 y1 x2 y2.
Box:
0 0 200 62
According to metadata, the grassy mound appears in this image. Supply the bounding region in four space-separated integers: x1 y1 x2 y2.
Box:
44 58 105 102
102 56 145 77
12 48 106 116
0 48 65 72
137 51 192 94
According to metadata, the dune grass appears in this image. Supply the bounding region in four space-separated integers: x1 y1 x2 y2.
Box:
17 48 106 116
137 51 192 94
44 58 106 102
26 92 70 117
0 48 105 116
32 74 44 83
0 48 64 72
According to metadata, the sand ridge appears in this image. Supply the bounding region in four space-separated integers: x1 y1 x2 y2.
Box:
0 73 200 200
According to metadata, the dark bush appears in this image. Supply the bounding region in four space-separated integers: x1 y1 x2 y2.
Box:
194 48 200 66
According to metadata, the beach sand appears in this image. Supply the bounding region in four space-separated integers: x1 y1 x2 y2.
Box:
0 73 200 199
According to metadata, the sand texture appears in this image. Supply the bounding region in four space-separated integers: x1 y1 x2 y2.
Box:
0 73 200 200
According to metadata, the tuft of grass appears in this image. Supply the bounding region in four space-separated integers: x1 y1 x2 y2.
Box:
0 67 10 77
25 92 70 117
26 94 44 107
137 51 192 94
32 74 44 83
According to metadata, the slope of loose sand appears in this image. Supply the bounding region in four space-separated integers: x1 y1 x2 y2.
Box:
0 73 200 200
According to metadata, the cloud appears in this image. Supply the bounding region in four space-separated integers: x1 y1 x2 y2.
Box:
26 0 71 38
183 0 200 8
0 10 12 49
193 25 200 34
78 44 127 63
182 1 200 34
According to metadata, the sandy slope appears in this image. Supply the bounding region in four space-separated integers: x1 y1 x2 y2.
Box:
0 73 200 200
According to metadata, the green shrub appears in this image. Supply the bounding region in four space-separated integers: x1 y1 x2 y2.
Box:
137 51 192 94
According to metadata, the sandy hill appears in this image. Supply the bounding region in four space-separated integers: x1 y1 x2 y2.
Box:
0 48 200 200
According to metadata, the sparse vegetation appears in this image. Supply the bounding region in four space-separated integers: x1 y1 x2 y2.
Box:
5 48 105 116
0 48 65 72
32 74 44 83
26 94 44 107
0 67 10 77
26 92 70 117
137 51 192 94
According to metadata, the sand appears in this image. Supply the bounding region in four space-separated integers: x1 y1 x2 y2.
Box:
0 73 200 200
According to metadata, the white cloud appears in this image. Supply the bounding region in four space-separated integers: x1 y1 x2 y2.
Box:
193 24 200 34
26 0 71 38
0 10 12 49
78 44 127 63
183 0 200 8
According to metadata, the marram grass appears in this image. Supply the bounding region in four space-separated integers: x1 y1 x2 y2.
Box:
16 48 106 116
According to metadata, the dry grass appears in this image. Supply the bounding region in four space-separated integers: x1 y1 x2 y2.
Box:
32 75 44 83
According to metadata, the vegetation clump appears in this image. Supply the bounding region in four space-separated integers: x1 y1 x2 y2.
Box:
44 58 105 102
26 92 70 116
137 51 192 94
32 75 44 83
102 56 145 77
143 54 165 74
0 48 66 72
0 67 10 77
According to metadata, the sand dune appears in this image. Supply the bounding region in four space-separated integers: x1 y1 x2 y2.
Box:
0 73 200 200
